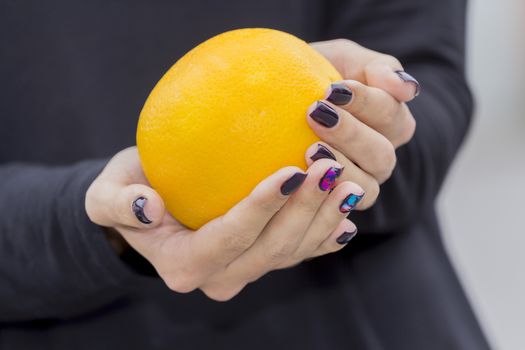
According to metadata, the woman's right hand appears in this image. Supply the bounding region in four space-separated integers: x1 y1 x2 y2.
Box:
85 146 367 301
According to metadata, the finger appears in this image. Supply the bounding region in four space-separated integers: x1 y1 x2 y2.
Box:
190 166 306 272
311 40 420 101
86 180 166 229
325 80 416 147
311 219 358 258
168 166 306 296
307 100 396 183
212 159 344 286
306 142 380 207
291 181 363 261
85 147 166 229
365 61 421 102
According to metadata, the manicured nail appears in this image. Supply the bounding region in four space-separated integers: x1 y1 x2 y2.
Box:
310 144 336 162
327 83 353 105
132 197 152 224
319 166 344 191
309 101 339 128
339 193 365 213
336 229 358 245
280 172 308 195
395 70 421 97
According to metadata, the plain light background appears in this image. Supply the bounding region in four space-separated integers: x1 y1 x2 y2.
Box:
438 0 525 349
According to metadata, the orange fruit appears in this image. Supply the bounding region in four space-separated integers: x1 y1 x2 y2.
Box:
137 28 341 229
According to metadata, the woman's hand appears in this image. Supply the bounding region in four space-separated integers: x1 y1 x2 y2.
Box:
307 39 419 209
86 147 369 301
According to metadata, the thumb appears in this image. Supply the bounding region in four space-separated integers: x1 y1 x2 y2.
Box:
116 184 165 229
86 180 165 229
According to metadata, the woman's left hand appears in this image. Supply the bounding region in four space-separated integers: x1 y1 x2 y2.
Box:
306 39 419 209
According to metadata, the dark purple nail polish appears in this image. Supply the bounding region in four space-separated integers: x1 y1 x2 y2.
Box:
319 166 344 191
132 197 152 224
309 101 339 128
310 144 336 162
395 70 421 97
336 229 358 245
280 172 308 195
327 83 353 105
339 193 365 213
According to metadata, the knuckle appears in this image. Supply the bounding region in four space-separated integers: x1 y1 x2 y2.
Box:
333 38 352 50
267 241 297 263
250 188 282 213
351 89 369 116
219 216 255 252
201 284 244 302
380 112 396 130
164 274 199 294
399 115 416 145
382 54 402 68
222 232 254 254
294 194 321 214
84 184 101 222
369 141 396 182
379 102 401 129
316 208 337 231
379 142 397 176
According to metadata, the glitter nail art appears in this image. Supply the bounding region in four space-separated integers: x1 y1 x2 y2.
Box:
319 166 343 191
339 193 365 213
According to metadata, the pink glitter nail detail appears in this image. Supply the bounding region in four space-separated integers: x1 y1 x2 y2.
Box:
319 166 343 191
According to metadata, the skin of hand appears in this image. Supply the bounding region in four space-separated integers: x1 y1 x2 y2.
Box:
306 39 418 210
86 147 365 301
85 39 418 301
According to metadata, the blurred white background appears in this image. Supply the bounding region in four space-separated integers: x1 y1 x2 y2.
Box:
438 0 525 349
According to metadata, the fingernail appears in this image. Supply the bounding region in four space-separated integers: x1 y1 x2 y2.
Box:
310 144 336 162
395 70 421 97
132 197 152 224
319 166 344 191
327 83 353 105
339 192 365 213
336 229 358 245
281 172 308 195
309 101 339 128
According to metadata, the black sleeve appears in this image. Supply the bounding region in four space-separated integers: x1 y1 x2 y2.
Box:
323 0 473 232
0 160 142 321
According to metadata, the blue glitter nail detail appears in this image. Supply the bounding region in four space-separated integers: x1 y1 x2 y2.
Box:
339 193 364 213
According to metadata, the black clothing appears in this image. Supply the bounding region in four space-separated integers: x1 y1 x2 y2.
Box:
0 1 491 349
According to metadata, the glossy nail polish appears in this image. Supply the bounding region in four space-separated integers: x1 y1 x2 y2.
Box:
339 193 365 213
310 144 336 162
395 70 421 96
327 83 353 105
280 172 308 195
319 166 344 191
132 197 152 224
336 229 358 245
309 101 339 128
